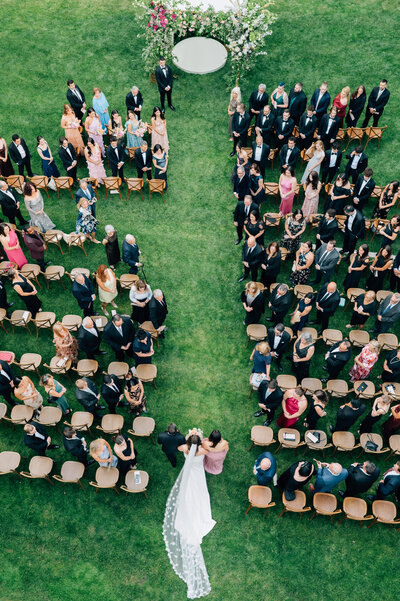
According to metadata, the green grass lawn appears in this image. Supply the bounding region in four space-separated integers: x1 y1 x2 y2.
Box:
0 1 399 600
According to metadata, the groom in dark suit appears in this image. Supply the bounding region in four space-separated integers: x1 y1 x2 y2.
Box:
156 57 175 111
158 423 186 467
66 79 86 118
362 79 390 127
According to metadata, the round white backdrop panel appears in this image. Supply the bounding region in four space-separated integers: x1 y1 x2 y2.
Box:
172 36 228 74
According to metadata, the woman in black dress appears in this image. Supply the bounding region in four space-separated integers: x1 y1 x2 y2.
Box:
345 86 366 128
346 290 377 330
324 173 352 215
129 279 152 323
292 331 315 382
377 215 400 248
113 433 137 476
359 395 391 434
260 241 281 288
366 245 393 292
241 281 265 326
7 268 42 317
303 390 329 429
102 225 120 269
343 244 369 291
372 181 399 219
0 137 14 177
249 163 266 205
277 460 315 501
381 349 400 382
244 210 265 247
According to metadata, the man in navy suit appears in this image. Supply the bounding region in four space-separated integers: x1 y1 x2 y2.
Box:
72 272 96 317
310 82 331 125
311 461 348 494
122 234 142 274
288 82 307 125
230 104 250 156
75 179 97 217
362 79 390 127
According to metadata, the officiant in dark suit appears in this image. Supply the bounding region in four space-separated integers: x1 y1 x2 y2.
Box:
156 57 175 111
230 104 250 156
134 140 152 180
362 79 390 127
58 137 78 182
77 317 106 359
0 180 27 225
66 79 86 118
103 314 136 361
288 83 307 125
158 423 186 467
125 86 143 119
248 84 269 123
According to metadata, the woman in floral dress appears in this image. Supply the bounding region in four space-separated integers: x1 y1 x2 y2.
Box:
349 340 380 382
280 209 306 257
52 321 78 363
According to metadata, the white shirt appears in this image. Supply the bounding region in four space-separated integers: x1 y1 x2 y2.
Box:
281 120 287 129
32 430 45 440
320 291 332 302
141 152 147 163
273 334 282 350
15 143 26 159
359 178 369 193
329 152 338 167
84 386 97 397
64 146 73 160
73 88 82 101
347 213 356 231
254 146 262 161
315 92 323 110
326 118 334 133
84 326 98 337
376 89 383 101
286 149 292 163
0 368 10 380
350 154 361 169
162 68 167 77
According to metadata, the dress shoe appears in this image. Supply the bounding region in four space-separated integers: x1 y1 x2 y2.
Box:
169 105 176 111
237 275 247 283
322 366 329 372
321 378 328 383
265 317 272 321
308 321 317 325
235 239 241 245
48 444 60 450
229 151 236 158
263 418 272 426
96 350 107 355
98 405 106 410
338 490 345 498
329 424 334 433
6 302 14 308
87 459 95 466
254 410 263 417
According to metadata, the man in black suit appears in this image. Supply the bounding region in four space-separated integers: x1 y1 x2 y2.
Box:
75 179 97 217
77 317 106 359
75 378 105 417
101 374 124 414
374 461 400 501
341 461 380 498
0 180 28 225
317 106 340 149
345 146 368 184
255 105 275 146
66 79 86 119
134 140 152 180
267 324 291 371
103 314 136 361
251 134 269 178
268 283 292 324
310 82 331 125
279 137 300 172
298 105 317 150
254 379 283 426
321 141 342 184
58 137 78 182
322 339 351 382
238 236 263 282
361 79 390 127
233 195 257 245
233 165 250 201
312 241 340 284
125 85 143 119
230 104 250 156
62 426 93 466
391 250 400 292
0 359 18 406
8 135 33 177
107 137 125 180
372 293 400 334
122 234 142 274
274 109 294 149
24 421 59 455
314 282 340 333
248 84 269 123
330 398 366 434
341 205 365 258
156 57 175 111
288 82 307 125
352 168 375 211
157 423 186 467
72 273 96 317
149 289 168 335
315 209 338 249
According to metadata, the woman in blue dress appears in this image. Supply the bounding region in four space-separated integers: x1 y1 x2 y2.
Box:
36 136 60 179
153 143 168 190
125 110 143 148
92 87 110 131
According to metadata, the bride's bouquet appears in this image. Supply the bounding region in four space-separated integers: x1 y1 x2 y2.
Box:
137 120 149 138
186 427 203 440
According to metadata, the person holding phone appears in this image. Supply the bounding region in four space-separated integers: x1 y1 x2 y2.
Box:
309 460 348 494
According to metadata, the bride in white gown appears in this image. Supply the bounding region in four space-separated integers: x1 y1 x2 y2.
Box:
163 429 216 599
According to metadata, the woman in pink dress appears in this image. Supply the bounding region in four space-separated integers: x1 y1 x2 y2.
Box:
151 107 169 153
349 340 380 382
203 430 229 475
84 108 105 156
279 167 297 215
333 86 350 128
84 137 107 184
301 170 322 220
277 387 308 428
0 223 27 268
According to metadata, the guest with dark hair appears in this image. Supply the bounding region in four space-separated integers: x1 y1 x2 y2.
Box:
106 136 125 179
261 241 281 288
255 104 275 146
288 82 307 125
290 241 314 286
151 106 169 151
157 423 186 467
341 205 366 259
36 135 60 186
267 324 291 372
359 395 391 434
310 82 331 124
24 421 59 455
101 374 124 414
352 168 375 211
280 209 306 256
301 170 322 220
377 216 400 249
291 292 314 335
373 460 400 502
277 386 308 428
23 225 48 271
278 460 315 501
132 328 154 366
345 145 368 184
202 430 229 475
361 79 390 127
268 283 292 325
329 398 366 433
63 426 93 466
66 79 86 118
152 143 168 189
323 173 351 214
40 374 71 415
340 461 380 498
124 371 146 415
253 451 277 486
155 57 175 111
249 163 266 205
230 103 250 156
244 210 265 247
343 244 370 291
317 106 340 149
254 378 283 425
23 181 55 233
373 181 399 219
7 268 41 317
279 136 300 172
8 134 33 177
316 209 338 249
303 390 329 429
58 136 78 182
298 105 317 150
381 348 400 382
366 245 393 291
0 359 18 407
345 86 366 128
0 223 27 268
274 109 294 149
322 340 352 382
321 140 342 184
0 180 28 226
114 433 137 476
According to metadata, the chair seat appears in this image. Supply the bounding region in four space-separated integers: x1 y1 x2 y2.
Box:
136 364 157 381
108 362 130 378
19 353 42 369
62 314 82 331
131 416 155 436
69 411 94 430
122 469 149 493
0 451 21 473
247 324 267 340
38 406 62 426
58 460 85 482
250 425 275 445
29 455 54 477
248 485 273 507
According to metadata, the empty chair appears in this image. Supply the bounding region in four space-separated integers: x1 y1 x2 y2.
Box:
344 126 365 150
43 265 66 289
53 461 86 490
332 431 360 454
276 374 297 391
246 324 267 348
72 359 98 377
148 178 166 202
37 406 63 432
125 177 144 201
298 327 319 343
278 491 311 518
0 308 8 333
276 428 305 453
378 333 399 351
64 411 94 435
3 405 34 427
128 416 156 444
20 456 54 485
89 466 120 494
0 402 7 422
62 314 82 332
107 362 129 378
263 183 279 201
301 378 322 394
118 273 139 290
15 353 42 376
349 329 370 348
33 311 56 337
338 497 373 527
351 380 375 399
0 451 22 478
120 469 149 497
322 329 343 346
96 414 124 435
248 426 276 451
310 492 342 523
386 435 400 461
54 176 74 199
359 433 389 456
103 177 122 201
368 500 400 530
376 289 393 303
6 174 25 191
7 310 32 336
136 364 157 388
66 233 87 256
90 315 108 332
364 125 388 150
325 379 348 398
245 486 276 515
43 230 64 255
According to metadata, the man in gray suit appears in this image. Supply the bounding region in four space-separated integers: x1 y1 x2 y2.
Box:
312 240 340 284
372 293 400 334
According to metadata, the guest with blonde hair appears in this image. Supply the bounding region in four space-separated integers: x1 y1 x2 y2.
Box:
76 197 100 243
60 104 84 154
240 281 265 325
250 341 271 378
14 376 43 411
333 86 351 127
90 438 118 468
228 86 241 140
96 264 118 316
349 340 380 382
52 321 78 363
129 278 152 322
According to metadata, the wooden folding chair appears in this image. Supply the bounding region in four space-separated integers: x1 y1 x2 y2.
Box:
331 431 360 454
267 149 278 170
377 333 398 351
43 356 72 379
245 486 276 515
325 379 348 398
369 500 400 530
136 364 157 388
358 433 389 456
338 497 373 527
344 127 365 151
62 314 82 332
53 461 85 490
304 430 332 456
67 233 88 256
85 178 99 199
128 416 156 444
121 470 149 497
139 320 159 348
2 405 33 427
20 456 54 485
20 263 42 289
263 212 281 230
54 176 74 199
28 175 50 198
246 324 267 348
107 361 130 378
126 146 140 167
90 467 120 495
364 125 388 150
349 329 370 347
5 175 24 193
96 414 124 435
248 426 276 451
277 374 297 391
64 411 94 435
263 182 279 201
351 380 375 400
66 267 91 282
0 451 22 478
15 353 42 377
103 177 122 200
43 230 64 255
125 177 144 201
278 491 311 518
42 265 66 289
118 273 139 290
72 359 98 377
310 492 341 524
6 310 32 336
148 178 166 203
322 329 343 346
276 428 306 453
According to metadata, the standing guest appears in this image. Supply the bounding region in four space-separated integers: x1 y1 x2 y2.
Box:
359 395 392 434
238 236 263 283
346 290 377 330
288 82 307 125
303 390 329 430
277 386 308 428
250 341 271 378
23 225 47 271
7 268 41 316
261 241 281 288
268 283 292 325
381 348 400 382
40 374 71 415
233 166 250 201
317 106 340 149
352 168 375 211
279 137 300 172
132 328 154 366
85 137 107 185
312 240 339 284
345 86 367 128
96 264 118 316
92 87 110 132
251 135 269 178
125 85 143 118
301 171 322 220
151 107 169 152
278 461 315 501
124 371 146 415
109 110 125 139
349 340 380 382
377 216 400 248
101 374 124 414
66 79 86 118
244 210 265 247
322 340 352 382
298 105 317 150
279 167 297 216
249 164 266 206
254 378 283 425
365 246 393 292
114 434 137 475
203 431 229 475
310 82 331 124
233 195 257 244
125 110 143 148
158 423 186 467
103 314 136 361
340 461 380 498
314 282 340 333
149 289 168 336
329 398 366 433
240 281 265 325
374 461 400 502
320 141 342 184
228 86 241 140
0 224 27 268
342 205 365 259
84 108 105 156
75 179 97 218
343 244 369 292
345 146 368 184
122 234 142 274
383 404 400 441
290 292 314 335
62 426 93 466
75 378 105 418
75 198 99 243
316 210 338 250
0 277 12 317
0 359 18 407
129 279 152 323
71 272 96 317
300 142 324 184
332 86 350 127
90 438 118 468
106 136 125 180
292 331 315 382
267 324 291 372
280 210 306 257
52 321 78 364
234 143 250 176
311 461 348 494
362 79 390 127
134 140 152 181
155 56 175 111
8 135 33 177
253 452 277 486
14 376 43 411
323 173 351 215
58 137 78 182
102 225 121 269
230 103 250 156
0 135 14 177
255 104 275 146
23 181 55 232
60 105 84 154
274 109 294 149
372 292 400 334
391 250 400 293
77 317 106 359
24 422 59 455
248 84 269 123
153 144 168 189
373 181 399 219
270 81 289 116
36 136 60 184
0 180 28 226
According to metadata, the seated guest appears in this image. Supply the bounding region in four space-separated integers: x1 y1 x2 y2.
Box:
233 195 257 245
323 173 351 214
40 373 71 416
8 134 33 177
343 244 370 291
290 240 314 286
106 136 125 179
254 378 283 425
77 317 105 359
292 331 315 382
268 283 292 325
277 386 308 428
278 460 315 501
313 282 340 334
62 426 93 466
90 438 118 468
317 105 340 149
124 371 146 415
374 460 400 502
373 292 400 334
114 433 137 476
241 281 265 325
58 136 78 182
312 240 339 284
352 168 375 211
255 104 275 146
244 210 265 247
316 209 338 249
122 234 142 275
238 236 263 283
248 83 269 123
24 421 59 455
274 109 294 149
135 140 152 180
0 359 18 407
249 163 266 206
310 461 348 494
149 289 168 336
72 272 96 317
340 461 380 498
52 321 78 363
366 246 393 292
260 241 281 288
75 179 97 217
345 146 368 184
298 105 317 150
251 134 269 178
75 378 105 418
303 389 329 429
129 279 152 323
290 292 314 335
103 314 136 361
346 290 376 330
23 225 48 271
233 165 250 201
102 225 121 269
101 374 124 414
341 205 366 260
377 215 400 248
321 141 342 184
381 348 400 382
288 82 307 125
0 179 28 225
250 341 271 379
253 451 277 486
157 423 187 467
202 430 230 475
279 136 300 173
280 210 306 258
132 328 154 366
329 398 366 433
322 339 352 382
373 180 399 220
267 323 291 371
359 394 392 434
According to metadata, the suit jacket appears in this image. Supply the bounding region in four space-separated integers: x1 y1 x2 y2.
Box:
318 114 340 140
149 296 168 329
75 378 99 411
107 143 125 170
125 90 143 112
317 217 338 243
378 297 400 326
335 402 366 431
72 275 94 310
233 200 258 225
8 139 31 165
58 143 77 171
298 113 317 138
269 287 292 316
267 327 291 356
66 85 86 115
134 148 153 172
258 381 283 409
344 210 365 239
242 242 263 266
321 149 342 172
233 173 250 200
314 244 340 275
251 141 270 167
279 144 300 169
366 86 390 114
275 116 294 137
0 187 21 218
101 375 123 407
316 284 340 314
288 89 307 121
155 65 173 91
122 241 140 271
63 433 87 458
248 90 269 113
310 89 331 116
157 430 186 455
345 152 368 175
24 421 49 451
352 176 375 208
23 231 45 260
0 360 15 394
326 341 352 372
103 317 136 352
77 323 101 354
345 463 380 495
232 111 251 136
377 472 400 498
256 112 275 135
75 184 96 205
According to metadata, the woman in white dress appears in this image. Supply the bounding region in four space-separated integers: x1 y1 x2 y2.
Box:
163 429 215 599
300 140 325 184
